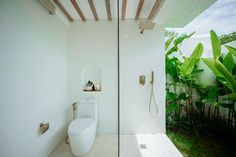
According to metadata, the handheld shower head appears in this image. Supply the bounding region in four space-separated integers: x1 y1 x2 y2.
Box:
151 71 154 84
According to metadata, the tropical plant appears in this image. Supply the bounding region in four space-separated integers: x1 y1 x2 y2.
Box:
165 30 178 38
166 31 236 156
166 32 204 122
202 30 236 126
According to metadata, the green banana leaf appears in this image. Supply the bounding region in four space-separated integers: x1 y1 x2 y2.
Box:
225 45 236 56
223 52 234 73
210 30 221 60
208 86 218 98
178 93 186 100
165 37 175 50
192 69 204 74
166 91 177 101
202 58 223 78
214 60 236 92
202 86 218 103
166 32 194 56
166 45 178 56
180 43 203 77
167 102 177 113
228 93 236 101
166 57 180 81
173 32 195 46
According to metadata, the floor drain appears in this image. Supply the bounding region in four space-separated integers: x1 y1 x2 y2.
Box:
140 144 147 149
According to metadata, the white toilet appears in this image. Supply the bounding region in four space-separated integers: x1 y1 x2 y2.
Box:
68 97 98 156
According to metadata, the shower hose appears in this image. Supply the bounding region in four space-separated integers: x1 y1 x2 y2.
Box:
149 81 158 118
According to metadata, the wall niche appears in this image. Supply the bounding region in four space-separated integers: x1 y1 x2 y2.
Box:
81 65 102 92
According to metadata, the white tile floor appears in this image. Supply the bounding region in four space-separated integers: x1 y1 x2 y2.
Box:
120 134 183 157
49 134 182 157
49 135 118 157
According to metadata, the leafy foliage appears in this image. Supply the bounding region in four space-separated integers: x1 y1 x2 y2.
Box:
223 52 234 73
220 32 236 45
210 30 221 60
165 30 178 38
166 31 236 157
179 43 203 77
166 30 236 133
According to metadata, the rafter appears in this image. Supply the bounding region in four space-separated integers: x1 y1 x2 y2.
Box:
147 0 164 21
135 0 144 20
88 0 99 21
70 0 86 21
121 0 127 20
53 0 73 22
105 0 112 21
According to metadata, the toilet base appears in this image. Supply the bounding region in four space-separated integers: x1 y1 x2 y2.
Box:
68 120 97 156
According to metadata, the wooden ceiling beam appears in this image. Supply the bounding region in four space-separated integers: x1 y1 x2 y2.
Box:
88 0 99 21
70 0 86 22
135 0 144 20
121 0 127 20
147 0 164 21
53 0 73 22
105 0 112 21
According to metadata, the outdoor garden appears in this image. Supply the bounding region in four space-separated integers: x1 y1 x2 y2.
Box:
165 30 236 157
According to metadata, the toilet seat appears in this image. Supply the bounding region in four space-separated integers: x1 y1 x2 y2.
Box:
68 118 95 135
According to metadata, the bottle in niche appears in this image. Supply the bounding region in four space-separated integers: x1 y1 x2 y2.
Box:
95 84 101 91
92 85 95 91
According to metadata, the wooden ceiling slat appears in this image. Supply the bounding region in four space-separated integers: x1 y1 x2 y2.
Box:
121 0 127 20
88 0 99 21
70 0 86 22
135 0 144 20
147 0 164 21
53 0 73 22
105 0 112 21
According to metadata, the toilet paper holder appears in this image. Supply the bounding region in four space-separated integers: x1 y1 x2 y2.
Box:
39 122 49 134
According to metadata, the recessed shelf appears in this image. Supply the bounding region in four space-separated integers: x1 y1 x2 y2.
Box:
83 90 102 92
82 65 102 92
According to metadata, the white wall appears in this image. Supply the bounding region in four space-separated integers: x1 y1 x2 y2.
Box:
0 1 69 157
68 20 166 135
0 2 167 156
120 21 166 134
68 21 118 134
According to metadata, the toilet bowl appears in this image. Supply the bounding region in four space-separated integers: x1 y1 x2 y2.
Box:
68 98 98 157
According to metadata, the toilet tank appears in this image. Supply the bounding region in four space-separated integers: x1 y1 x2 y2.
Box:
77 97 98 120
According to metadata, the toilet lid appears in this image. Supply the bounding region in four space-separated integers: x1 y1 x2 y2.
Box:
68 118 94 134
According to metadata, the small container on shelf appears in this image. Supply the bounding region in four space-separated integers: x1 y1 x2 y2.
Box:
83 81 101 92
95 84 101 91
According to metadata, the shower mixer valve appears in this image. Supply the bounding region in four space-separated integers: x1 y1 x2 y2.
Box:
139 75 145 85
